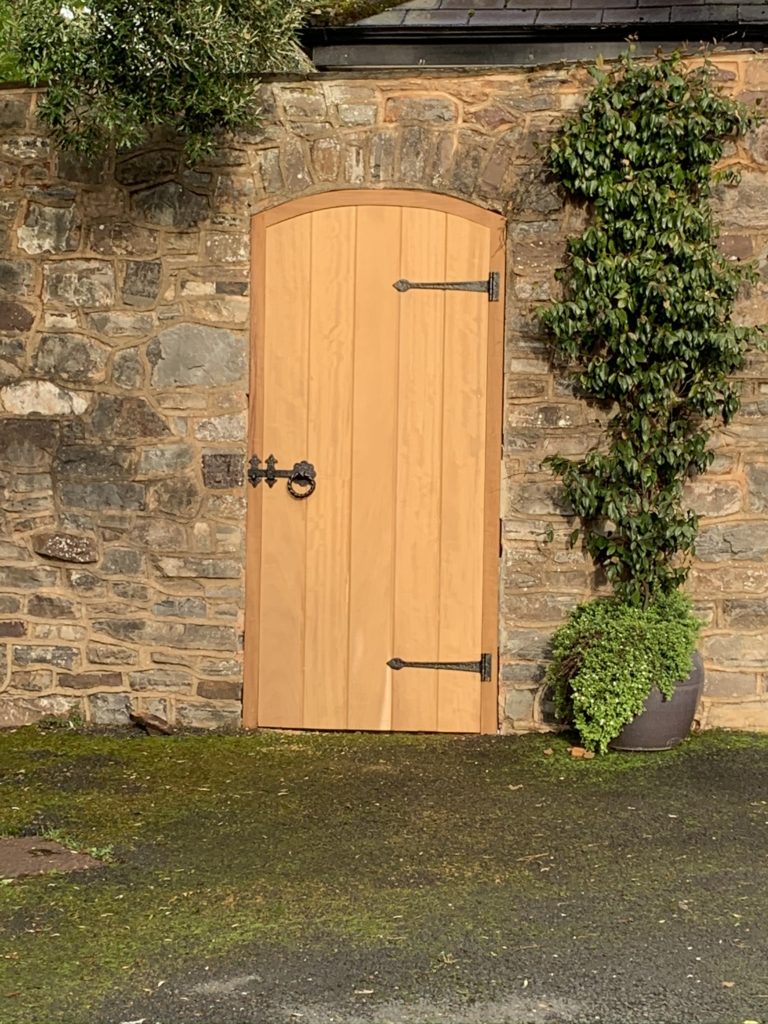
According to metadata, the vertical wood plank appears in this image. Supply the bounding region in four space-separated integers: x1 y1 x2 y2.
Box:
303 207 357 729
391 208 447 732
256 215 312 727
346 206 402 731
436 216 490 732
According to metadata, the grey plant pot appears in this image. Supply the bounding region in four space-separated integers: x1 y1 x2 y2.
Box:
609 651 705 752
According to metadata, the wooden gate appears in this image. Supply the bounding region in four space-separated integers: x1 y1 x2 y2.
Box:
244 191 504 733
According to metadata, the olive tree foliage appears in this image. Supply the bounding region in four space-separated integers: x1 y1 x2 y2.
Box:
12 0 310 161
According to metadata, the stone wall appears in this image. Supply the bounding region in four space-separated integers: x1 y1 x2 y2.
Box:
1 53 768 732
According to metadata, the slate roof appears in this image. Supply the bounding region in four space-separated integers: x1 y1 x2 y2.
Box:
356 0 768 30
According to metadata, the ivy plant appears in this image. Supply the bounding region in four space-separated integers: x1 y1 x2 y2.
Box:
540 53 764 606
13 0 310 162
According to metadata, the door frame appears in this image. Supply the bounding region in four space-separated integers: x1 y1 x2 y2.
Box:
243 189 506 732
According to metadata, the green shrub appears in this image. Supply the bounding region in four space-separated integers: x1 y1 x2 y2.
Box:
547 591 702 753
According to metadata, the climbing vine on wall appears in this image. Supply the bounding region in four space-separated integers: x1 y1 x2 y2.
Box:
541 53 764 606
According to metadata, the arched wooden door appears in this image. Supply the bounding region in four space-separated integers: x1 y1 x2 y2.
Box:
244 191 504 733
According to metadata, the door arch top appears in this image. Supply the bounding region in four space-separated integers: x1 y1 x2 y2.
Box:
258 189 505 233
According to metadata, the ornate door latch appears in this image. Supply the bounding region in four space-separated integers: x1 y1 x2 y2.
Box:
248 454 316 500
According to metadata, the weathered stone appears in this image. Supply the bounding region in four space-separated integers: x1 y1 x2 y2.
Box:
128 668 193 691
0 421 55 469
0 260 33 299
176 702 240 729
0 380 89 416
116 149 179 185
705 700 768 730
501 628 552 660
102 548 144 576
17 203 78 254
122 260 162 306
138 444 195 476
369 131 396 183
87 642 138 666
503 687 536 722
28 595 75 619
131 518 186 550
154 597 207 618
0 621 25 637
696 523 768 561
702 634 768 668
66 570 106 593
154 556 241 579
148 477 201 517
385 96 458 124
91 396 170 439
110 582 150 601
60 671 123 690
450 137 488 195
0 96 29 129
721 599 768 628
204 233 248 264
59 482 145 511
506 482 570 516
182 624 238 651
132 183 209 229
34 333 108 385
197 679 242 700
311 138 341 182
0 596 21 615
112 348 145 391
87 311 155 339
9 670 53 692
147 324 246 387
13 645 78 670
0 301 34 332
0 694 81 727
0 565 58 589
399 126 430 182
683 480 742 518
704 671 758 699
0 135 49 161
746 463 768 512
194 414 246 442
43 260 115 309
254 148 283 192
201 453 244 489
198 657 241 678
281 139 311 192
88 692 131 725
33 531 99 564
89 222 158 256
55 444 135 480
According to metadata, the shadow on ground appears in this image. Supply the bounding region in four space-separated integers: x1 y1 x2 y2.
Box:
0 726 767 1024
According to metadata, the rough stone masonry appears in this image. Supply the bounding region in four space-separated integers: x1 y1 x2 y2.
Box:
1 53 768 733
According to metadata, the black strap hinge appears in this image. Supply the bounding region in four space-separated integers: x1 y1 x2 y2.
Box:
393 272 499 302
388 653 492 682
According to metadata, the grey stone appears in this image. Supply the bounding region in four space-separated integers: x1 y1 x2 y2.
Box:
33 532 99 564
0 566 58 589
194 414 246 442
132 182 209 229
13 645 78 670
0 597 22 614
746 462 768 512
56 151 107 184
0 302 34 332
87 311 155 339
0 97 29 129
113 348 145 390
59 482 146 511
176 702 240 730
0 260 34 297
148 324 246 387
28 595 76 619
128 668 193 691
9 670 53 693
66 570 107 593
87 643 138 666
696 523 768 561
17 203 78 254
43 261 115 309
0 694 81 727
88 692 131 725
138 444 195 475
102 548 144 575
89 222 158 257
182 624 238 651
116 150 180 186
385 97 458 123
60 671 123 690
201 453 244 489
154 556 241 579
0 420 57 468
55 444 135 480
154 597 207 618
91 396 170 439
197 679 242 700
33 333 108 385
122 260 161 306
131 518 186 550
503 687 537 722
148 477 201 517
0 621 25 637
198 657 241 678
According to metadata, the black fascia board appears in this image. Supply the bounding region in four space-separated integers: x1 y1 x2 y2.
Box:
302 20 768 53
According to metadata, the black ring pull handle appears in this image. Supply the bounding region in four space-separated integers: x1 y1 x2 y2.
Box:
287 461 316 500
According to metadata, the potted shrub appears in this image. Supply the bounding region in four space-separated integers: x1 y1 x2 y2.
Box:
539 53 764 753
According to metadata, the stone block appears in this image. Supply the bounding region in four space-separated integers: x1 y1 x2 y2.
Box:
154 597 207 619
88 692 131 725
197 679 242 700
131 518 186 550
703 633 768 668
89 222 159 256
254 148 283 192
59 481 146 511
311 138 340 182
385 96 458 124
128 668 193 691
148 324 246 387
33 531 98 564
9 670 53 692
370 131 396 184
0 96 30 129
176 701 240 730
154 556 241 579
0 621 25 637
0 259 34 298
60 671 123 690
201 453 244 488
0 302 34 332
696 523 768 562
705 700 768 731
148 477 201 517
204 233 248 264
0 694 81 727
122 260 161 306
87 311 155 339
28 595 75 619
13 645 79 670
113 348 145 390
55 444 136 480
87 643 139 666
0 381 89 416
43 260 115 309
138 444 195 475
194 414 246 442
132 183 209 229
503 687 536 722
722 599 768 628
182 624 238 651
198 657 241 678
33 333 108 385
17 203 78 254
703 671 758 699
501 628 552 660
0 566 58 589
102 548 144 576
116 150 180 186
91 396 170 439
682 480 742 518
746 462 768 512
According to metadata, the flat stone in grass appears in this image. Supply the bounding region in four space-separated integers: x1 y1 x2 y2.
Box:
0 837 101 879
